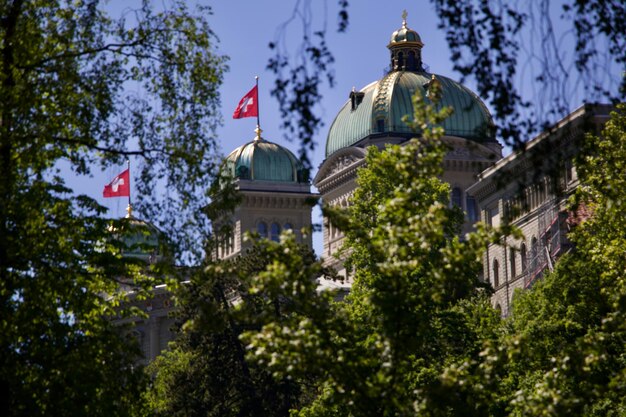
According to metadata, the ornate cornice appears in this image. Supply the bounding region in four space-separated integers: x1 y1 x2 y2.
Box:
241 192 314 210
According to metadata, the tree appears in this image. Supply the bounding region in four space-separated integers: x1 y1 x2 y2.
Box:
267 0 349 175
144 240 320 417
241 86 512 416
0 1 226 415
433 0 623 143
433 105 626 417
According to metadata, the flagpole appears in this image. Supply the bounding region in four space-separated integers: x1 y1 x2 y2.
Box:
254 76 263 142
126 159 132 218
255 75 260 130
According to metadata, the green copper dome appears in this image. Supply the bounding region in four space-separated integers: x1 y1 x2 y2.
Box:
225 137 306 183
107 208 166 262
325 72 495 157
325 13 496 157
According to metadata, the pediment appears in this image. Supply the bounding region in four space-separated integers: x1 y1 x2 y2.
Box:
313 147 367 186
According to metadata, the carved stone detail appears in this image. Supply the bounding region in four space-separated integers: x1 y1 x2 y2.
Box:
329 155 358 175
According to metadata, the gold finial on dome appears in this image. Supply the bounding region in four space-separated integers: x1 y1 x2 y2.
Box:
254 124 263 141
126 203 133 218
402 10 408 27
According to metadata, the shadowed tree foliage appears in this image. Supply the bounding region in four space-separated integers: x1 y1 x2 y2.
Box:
0 0 226 415
266 0 349 176
144 239 322 417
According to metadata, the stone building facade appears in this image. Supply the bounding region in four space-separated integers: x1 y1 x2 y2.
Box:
467 104 611 314
110 212 178 365
115 285 176 366
313 16 611 314
115 128 316 365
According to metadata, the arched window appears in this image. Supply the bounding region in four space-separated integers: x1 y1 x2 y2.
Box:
451 187 462 208
257 222 268 238
407 50 416 70
236 165 250 179
520 243 527 272
270 223 281 242
509 247 516 279
284 223 293 231
493 259 500 287
466 194 478 222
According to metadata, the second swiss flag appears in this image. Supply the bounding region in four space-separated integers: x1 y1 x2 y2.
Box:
232 85 258 119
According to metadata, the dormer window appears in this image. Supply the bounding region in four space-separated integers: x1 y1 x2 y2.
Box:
350 89 365 111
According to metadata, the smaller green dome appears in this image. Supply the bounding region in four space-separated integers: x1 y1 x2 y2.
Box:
107 207 166 262
121 217 162 260
224 135 307 183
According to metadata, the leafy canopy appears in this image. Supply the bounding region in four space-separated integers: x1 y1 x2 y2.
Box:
0 1 226 415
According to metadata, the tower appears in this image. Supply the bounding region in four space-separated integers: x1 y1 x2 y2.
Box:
213 127 314 259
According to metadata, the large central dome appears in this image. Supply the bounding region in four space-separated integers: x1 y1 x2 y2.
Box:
325 15 495 157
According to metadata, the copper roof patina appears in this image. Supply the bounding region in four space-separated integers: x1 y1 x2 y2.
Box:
225 138 305 183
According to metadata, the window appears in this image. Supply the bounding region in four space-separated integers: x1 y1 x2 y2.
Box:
407 50 416 70
565 159 574 183
493 259 500 287
270 223 281 242
284 223 293 231
236 165 249 179
451 187 462 208
376 119 385 132
531 237 538 271
509 247 516 279
257 222 268 238
466 195 478 222
520 243 527 272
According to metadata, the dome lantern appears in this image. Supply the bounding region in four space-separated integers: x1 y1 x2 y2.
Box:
387 10 424 72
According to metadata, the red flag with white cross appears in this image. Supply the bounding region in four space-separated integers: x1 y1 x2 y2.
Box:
232 85 258 119
103 169 130 198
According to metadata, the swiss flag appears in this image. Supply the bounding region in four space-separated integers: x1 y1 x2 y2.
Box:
103 169 130 198
233 85 258 119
